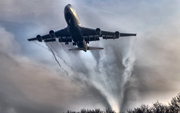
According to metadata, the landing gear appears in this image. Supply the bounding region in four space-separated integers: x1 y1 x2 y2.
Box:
73 43 76 46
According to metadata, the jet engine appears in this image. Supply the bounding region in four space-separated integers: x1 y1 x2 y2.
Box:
115 31 120 38
36 35 42 42
96 28 101 36
49 30 56 38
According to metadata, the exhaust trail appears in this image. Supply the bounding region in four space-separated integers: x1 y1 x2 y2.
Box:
46 43 85 91
33 41 85 91
46 43 70 77
34 41 74 71
33 41 49 51
33 41 73 71
46 43 86 90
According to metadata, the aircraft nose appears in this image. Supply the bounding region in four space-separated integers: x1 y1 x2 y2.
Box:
67 4 72 7
64 4 72 14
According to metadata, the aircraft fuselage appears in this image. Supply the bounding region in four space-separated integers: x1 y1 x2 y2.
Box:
64 4 87 52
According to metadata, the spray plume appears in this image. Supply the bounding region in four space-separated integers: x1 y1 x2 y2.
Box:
44 37 136 112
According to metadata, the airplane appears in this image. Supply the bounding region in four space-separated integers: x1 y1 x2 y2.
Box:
28 4 136 52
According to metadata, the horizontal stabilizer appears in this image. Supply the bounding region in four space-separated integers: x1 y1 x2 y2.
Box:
69 47 104 51
87 47 104 50
69 48 84 51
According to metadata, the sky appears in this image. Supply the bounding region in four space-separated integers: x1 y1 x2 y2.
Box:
0 0 180 113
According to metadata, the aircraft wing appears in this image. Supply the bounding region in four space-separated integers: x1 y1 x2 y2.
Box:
28 27 72 42
81 27 136 41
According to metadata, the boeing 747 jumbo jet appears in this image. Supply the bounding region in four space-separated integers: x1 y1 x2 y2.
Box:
28 4 136 52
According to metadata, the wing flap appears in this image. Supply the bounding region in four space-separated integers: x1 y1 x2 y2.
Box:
58 36 72 42
102 35 115 39
83 35 100 42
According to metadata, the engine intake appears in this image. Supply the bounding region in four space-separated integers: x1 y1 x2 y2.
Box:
36 35 42 42
115 31 120 38
49 30 56 38
96 28 101 36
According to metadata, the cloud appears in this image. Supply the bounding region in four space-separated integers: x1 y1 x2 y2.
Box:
133 19 180 104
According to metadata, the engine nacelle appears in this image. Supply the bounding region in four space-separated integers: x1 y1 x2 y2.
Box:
115 31 120 38
36 35 42 42
96 28 101 36
49 30 56 38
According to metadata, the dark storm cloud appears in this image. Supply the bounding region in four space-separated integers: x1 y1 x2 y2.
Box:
134 23 180 98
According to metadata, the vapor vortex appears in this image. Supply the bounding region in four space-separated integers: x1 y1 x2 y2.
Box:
119 39 136 112
47 37 136 112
